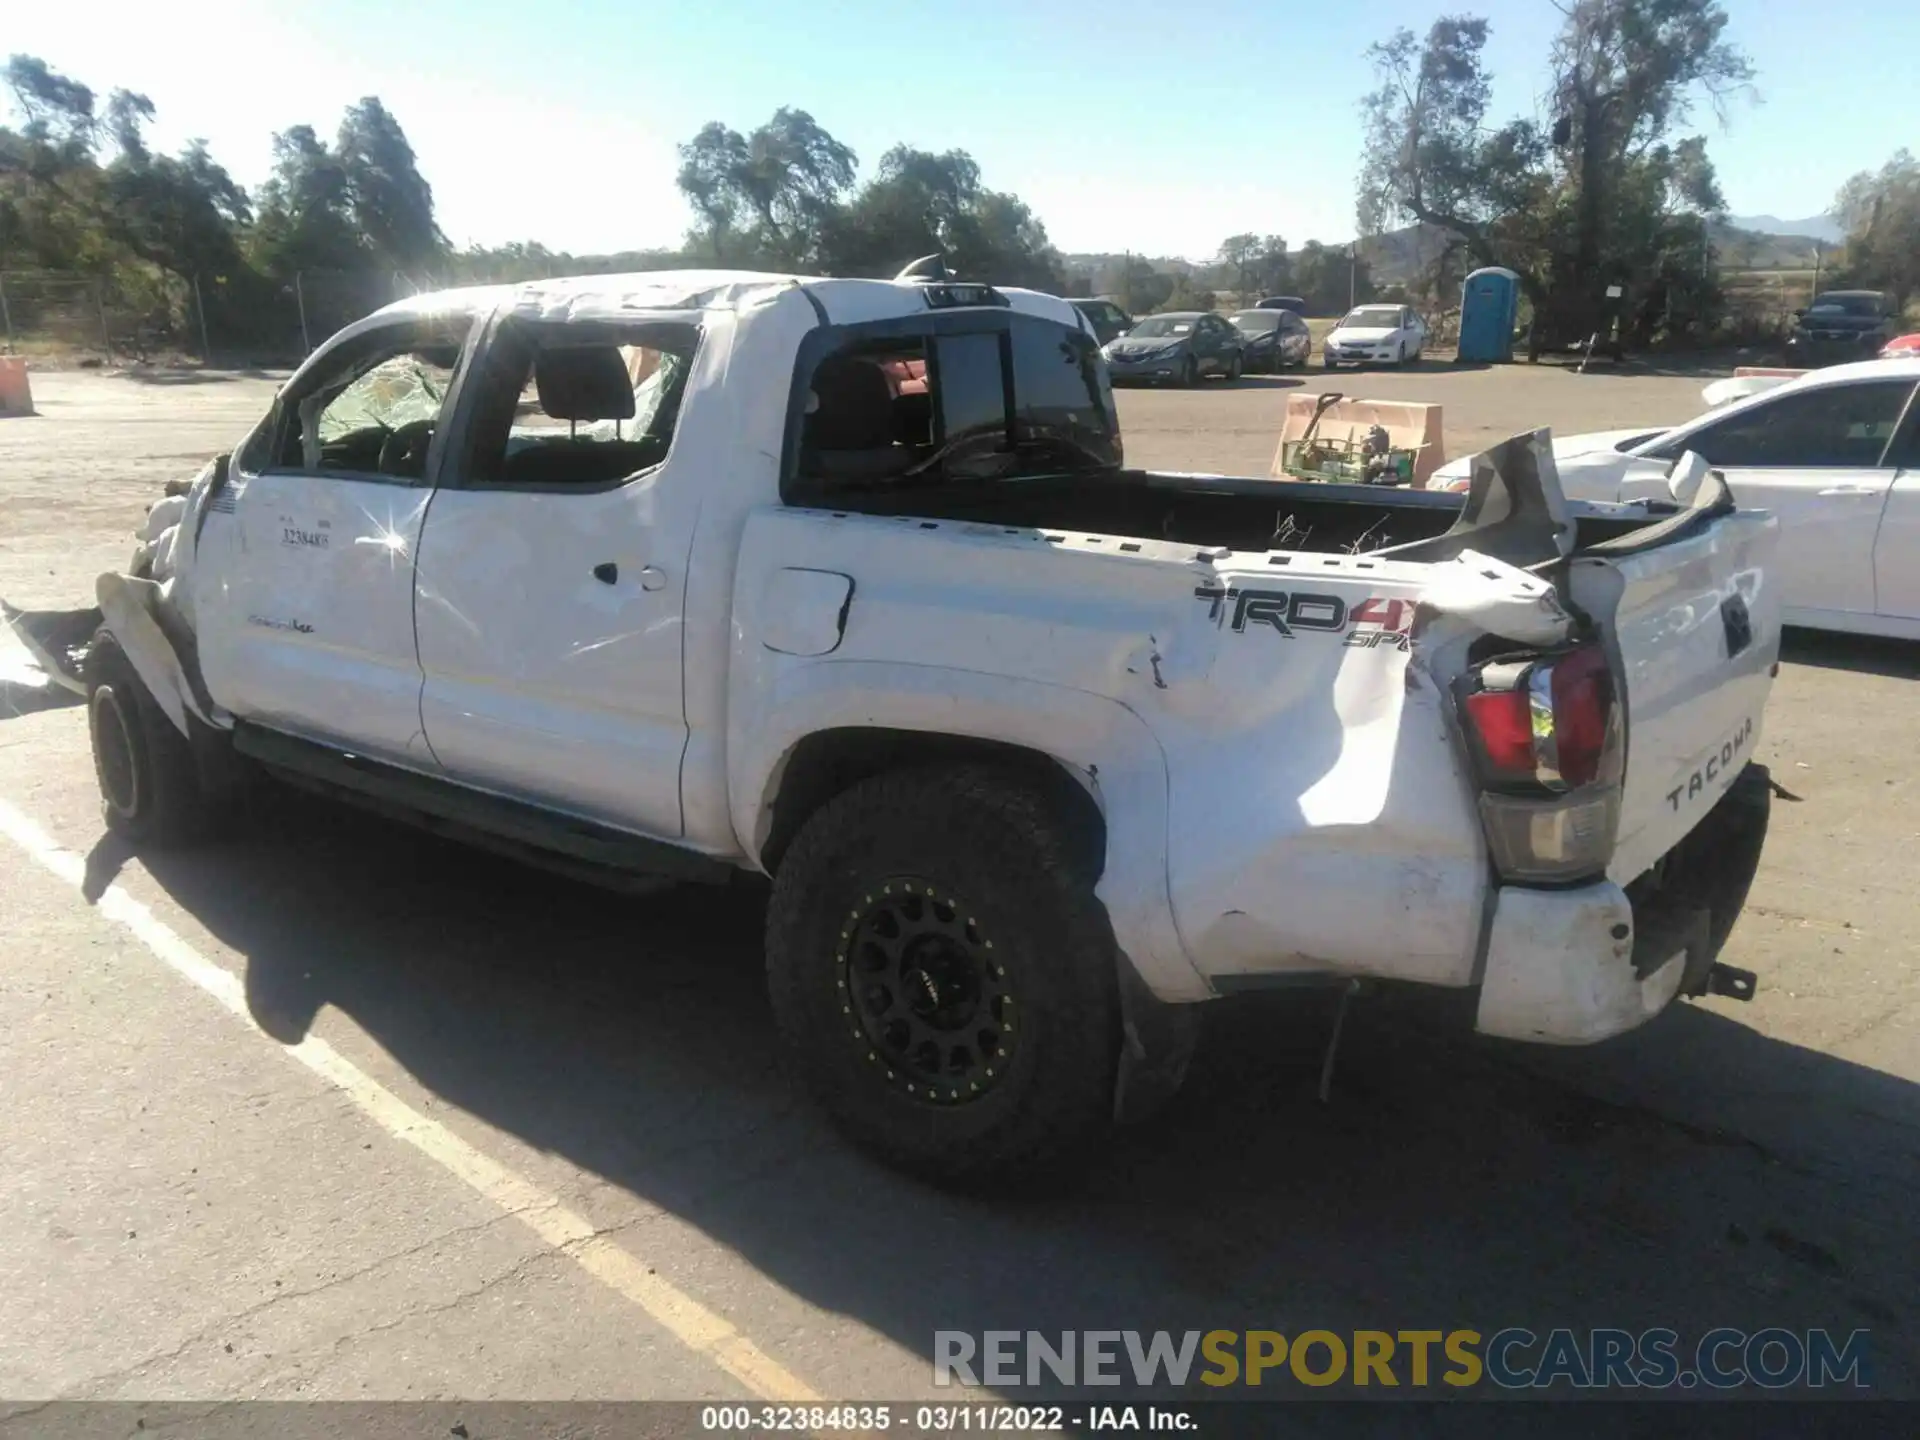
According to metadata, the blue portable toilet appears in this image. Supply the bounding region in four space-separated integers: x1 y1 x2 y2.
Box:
1457 267 1520 363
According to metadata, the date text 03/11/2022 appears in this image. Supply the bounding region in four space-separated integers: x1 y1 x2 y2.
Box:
699 1405 1192 1432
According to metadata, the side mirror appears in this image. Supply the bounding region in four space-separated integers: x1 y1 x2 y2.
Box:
1792 308 1807 321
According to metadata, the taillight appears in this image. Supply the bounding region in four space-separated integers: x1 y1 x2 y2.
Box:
1544 645 1613 788
1464 685 1534 778
1460 644 1622 884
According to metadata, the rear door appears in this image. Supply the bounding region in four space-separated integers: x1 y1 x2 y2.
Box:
197 314 473 763
410 316 703 838
1873 397 1920 623
1283 313 1310 363
1623 377 1915 618
1200 315 1234 373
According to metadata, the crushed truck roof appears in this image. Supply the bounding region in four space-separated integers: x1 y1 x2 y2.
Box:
367 269 1082 330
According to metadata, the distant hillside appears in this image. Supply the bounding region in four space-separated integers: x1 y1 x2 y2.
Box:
1727 212 1844 245
1061 217 1839 298
1707 221 1836 269
1355 223 1460 285
1060 252 1199 280
1355 218 1837 288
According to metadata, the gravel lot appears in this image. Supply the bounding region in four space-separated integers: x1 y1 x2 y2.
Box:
1 365 1916 1404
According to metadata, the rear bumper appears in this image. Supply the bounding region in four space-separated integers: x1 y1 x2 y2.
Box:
1475 763 1772 1044
1475 881 1684 1044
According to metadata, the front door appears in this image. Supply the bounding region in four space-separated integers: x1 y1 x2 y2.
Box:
1625 378 1914 618
411 317 702 838
197 316 472 763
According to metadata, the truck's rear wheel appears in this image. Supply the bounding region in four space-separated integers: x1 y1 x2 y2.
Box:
766 765 1120 1189
86 630 209 845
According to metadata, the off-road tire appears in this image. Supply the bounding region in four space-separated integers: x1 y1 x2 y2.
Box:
85 630 209 845
766 765 1121 1190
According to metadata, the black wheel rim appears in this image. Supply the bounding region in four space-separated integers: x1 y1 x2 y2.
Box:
837 878 1016 1105
92 687 140 819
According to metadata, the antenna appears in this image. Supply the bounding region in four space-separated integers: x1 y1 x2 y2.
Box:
894 254 953 284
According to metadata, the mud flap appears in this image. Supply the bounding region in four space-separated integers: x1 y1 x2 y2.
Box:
1112 953 1203 1125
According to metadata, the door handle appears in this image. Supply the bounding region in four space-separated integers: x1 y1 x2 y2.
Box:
1816 484 1880 497
592 562 618 584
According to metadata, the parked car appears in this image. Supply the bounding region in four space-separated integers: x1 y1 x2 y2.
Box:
1787 291 1897 364
1070 296 1134 346
15 267 1782 1190
1255 296 1308 315
1227 308 1311 372
1428 357 1920 641
1103 311 1243 385
1323 304 1428 368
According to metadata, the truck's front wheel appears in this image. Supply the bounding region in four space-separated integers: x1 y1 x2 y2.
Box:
86 630 210 845
766 765 1120 1189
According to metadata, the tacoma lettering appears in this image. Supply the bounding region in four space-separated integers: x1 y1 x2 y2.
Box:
1666 716 1754 811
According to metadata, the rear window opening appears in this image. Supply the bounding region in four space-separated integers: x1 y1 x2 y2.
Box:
790 314 1121 502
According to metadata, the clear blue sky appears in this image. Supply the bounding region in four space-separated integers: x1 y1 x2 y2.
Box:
10 0 1914 260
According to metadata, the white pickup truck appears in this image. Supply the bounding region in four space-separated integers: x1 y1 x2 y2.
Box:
17 268 1782 1186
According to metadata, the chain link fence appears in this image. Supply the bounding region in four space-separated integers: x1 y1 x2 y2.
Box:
0 268 472 367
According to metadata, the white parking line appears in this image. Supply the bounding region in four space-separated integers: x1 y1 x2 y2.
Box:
0 796 821 1403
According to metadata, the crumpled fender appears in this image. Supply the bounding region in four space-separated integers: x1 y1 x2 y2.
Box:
95 573 216 737
1422 548 1576 646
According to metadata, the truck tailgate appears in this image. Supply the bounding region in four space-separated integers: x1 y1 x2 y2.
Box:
1568 505 1782 885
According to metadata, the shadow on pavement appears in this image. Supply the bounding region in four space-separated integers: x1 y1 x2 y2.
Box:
109 793 1919 1397
1780 628 1920 681
0 678 83 720
118 367 288 386
1222 375 1309 390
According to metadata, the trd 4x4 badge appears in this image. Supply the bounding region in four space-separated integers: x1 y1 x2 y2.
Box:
1195 584 1414 650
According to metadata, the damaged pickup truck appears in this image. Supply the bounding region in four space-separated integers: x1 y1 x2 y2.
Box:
8 268 1782 1187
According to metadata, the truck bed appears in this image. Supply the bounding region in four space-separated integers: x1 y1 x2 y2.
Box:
820 467 1675 560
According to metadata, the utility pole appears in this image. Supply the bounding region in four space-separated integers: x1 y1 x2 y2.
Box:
1349 243 1358 308
1810 244 1823 305
0 273 12 353
193 273 212 366
294 272 312 355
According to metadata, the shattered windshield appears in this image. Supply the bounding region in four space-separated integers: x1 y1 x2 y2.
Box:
317 352 456 443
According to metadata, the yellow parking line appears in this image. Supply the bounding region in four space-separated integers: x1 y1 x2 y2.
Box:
0 797 821 1403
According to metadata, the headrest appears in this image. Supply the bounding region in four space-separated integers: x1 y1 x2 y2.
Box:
535 346 636 423
806 355 897 450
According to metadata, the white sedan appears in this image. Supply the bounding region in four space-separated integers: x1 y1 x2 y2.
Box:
1431 358 1920 641
1321 304 1427 369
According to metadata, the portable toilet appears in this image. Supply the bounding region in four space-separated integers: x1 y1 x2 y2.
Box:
1457 267 1520 363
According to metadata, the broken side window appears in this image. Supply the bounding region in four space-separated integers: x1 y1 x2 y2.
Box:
460 320 701 490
